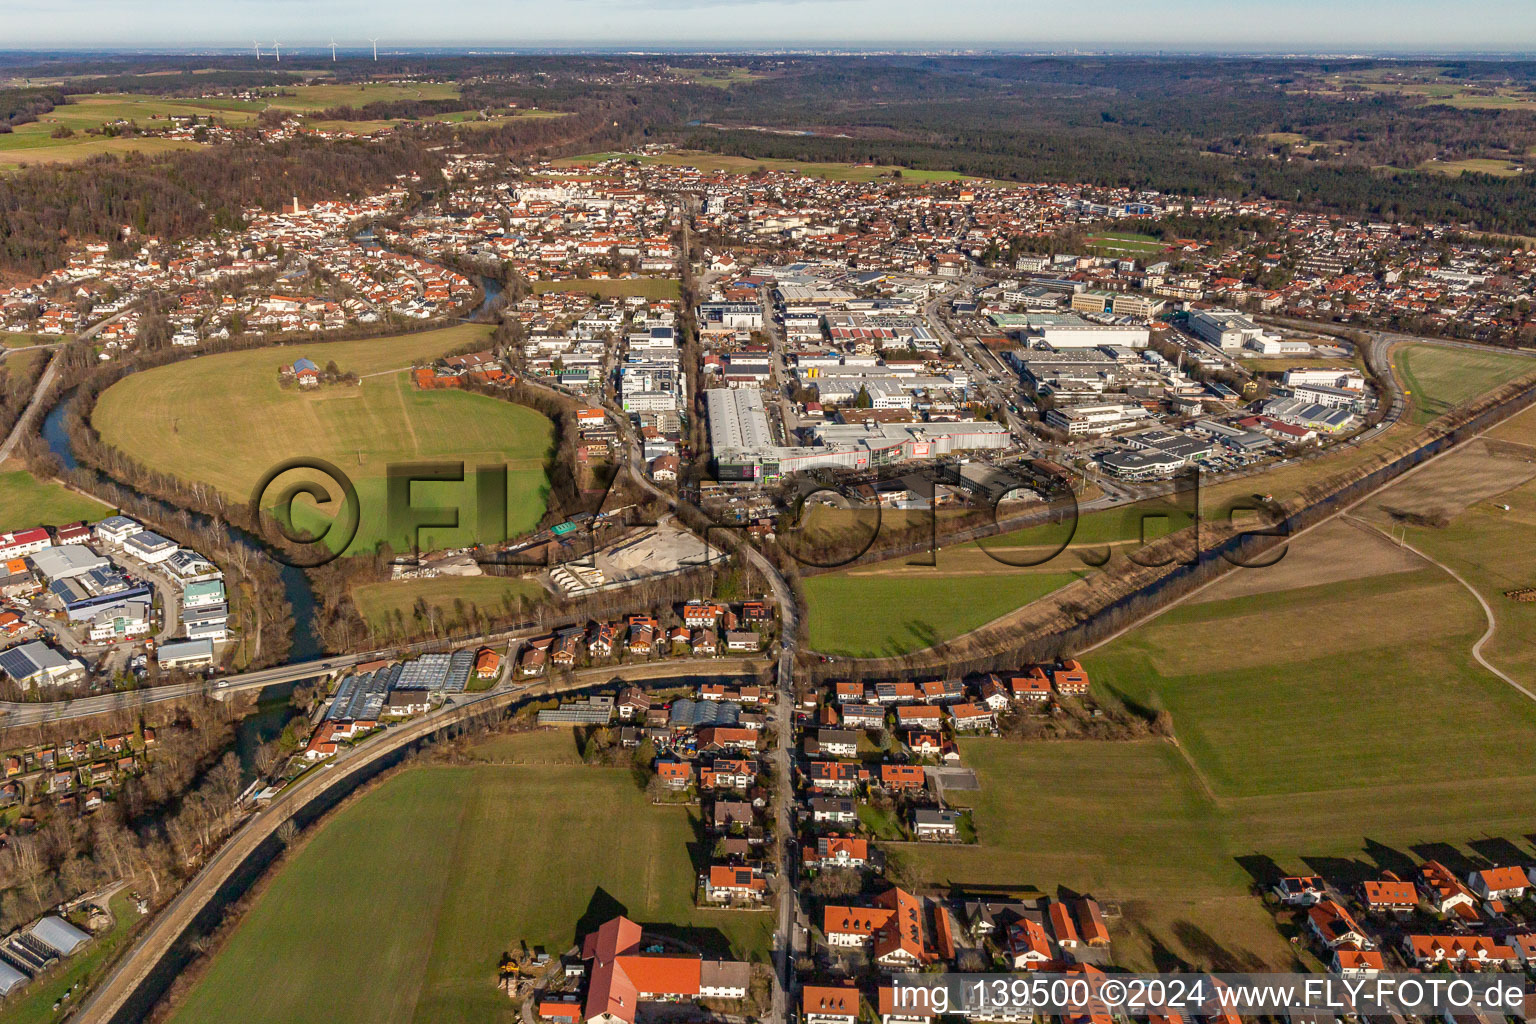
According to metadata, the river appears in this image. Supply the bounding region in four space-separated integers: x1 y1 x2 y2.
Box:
42 393 322 777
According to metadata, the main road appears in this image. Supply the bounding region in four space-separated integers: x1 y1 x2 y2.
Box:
71 654 765 1024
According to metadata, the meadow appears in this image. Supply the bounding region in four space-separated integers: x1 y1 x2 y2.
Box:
351 575 547 635
556 149 1000 184
905 497 1536 971
802 570 1082 658
166 732 771 1024
0 467 113 529
799 493 1197 657
1395 343 1536 424
91 325 553 555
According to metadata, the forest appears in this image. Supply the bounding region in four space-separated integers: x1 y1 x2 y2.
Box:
5 54 1536 279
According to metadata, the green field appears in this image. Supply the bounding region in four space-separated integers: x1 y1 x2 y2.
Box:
92 326 554 555
1396 343 1535 424
0 92 261 164
1418 158 1526 177
555 150 999 184
802 570 1082 657
1085 232 1169 254
167 735 771 1024
0 891 141 1024
0 467 113 530
532 278 681 300
262 81 462 114
798 493 1198 657
905 508 1536 970
1089 566 1536 797
351 575 546 635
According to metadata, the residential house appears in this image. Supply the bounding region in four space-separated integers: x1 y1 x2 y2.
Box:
1274 876 1326 906
1332 949 1385 977
803 834 871 871
1308 900 1371 950
1053 660 1090 696
1006 918 1053 969
948 702 993 731
702 864 767 904
804 760 865 795
655 760 693 789
880 764 925 792
803 985 862 1024
1468 866 1528 902
809 729 859 758
1403 935 1517 969
1362 872 1419 914
912 808 961 841
809 797 858 825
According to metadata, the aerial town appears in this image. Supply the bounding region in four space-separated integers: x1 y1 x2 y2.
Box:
1 40 1535 1024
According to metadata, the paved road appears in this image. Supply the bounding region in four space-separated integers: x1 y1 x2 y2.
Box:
0 347 63 464
0 621 552 728
72 658 760 1024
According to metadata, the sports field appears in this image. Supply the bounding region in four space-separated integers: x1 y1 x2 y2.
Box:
92 325 554 555
0 467 113 529
166 733 771 1024
532 278 681 300
351 575 547 635
1395 343 1535 424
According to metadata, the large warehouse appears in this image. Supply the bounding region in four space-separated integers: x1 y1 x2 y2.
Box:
708 387 1010 481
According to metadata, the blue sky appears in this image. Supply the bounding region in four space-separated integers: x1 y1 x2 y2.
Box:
5 0 1533 51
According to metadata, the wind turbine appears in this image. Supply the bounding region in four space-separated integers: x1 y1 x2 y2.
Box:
369 37 379 61
272 40 282 62
328 40 338 61
253 40 262 60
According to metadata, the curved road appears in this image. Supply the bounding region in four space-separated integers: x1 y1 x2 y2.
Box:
72 656 765 1024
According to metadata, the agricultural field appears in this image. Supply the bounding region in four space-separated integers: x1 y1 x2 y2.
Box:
0 466 113 529
802 570 1082 658
91 325 553 555
532 278 681 301
166 734 772 1024
799 493 1197 657
1418 158 1526 177
555 149 1000 184
907 507 1536 971
905 733 1536 974
0 92 260 165
1395 343 1536 424
1357 403 1536 684
350 575 546 635
258 81 462 114
665 65 764 88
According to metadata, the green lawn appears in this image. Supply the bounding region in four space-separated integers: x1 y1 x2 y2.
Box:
167 742 771 1024
802 570 1081 657
1396 344 1535 424
532 278 681 300
91 326 553 555
0 468 113 530
351 576 546 635
0 891 142 1024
